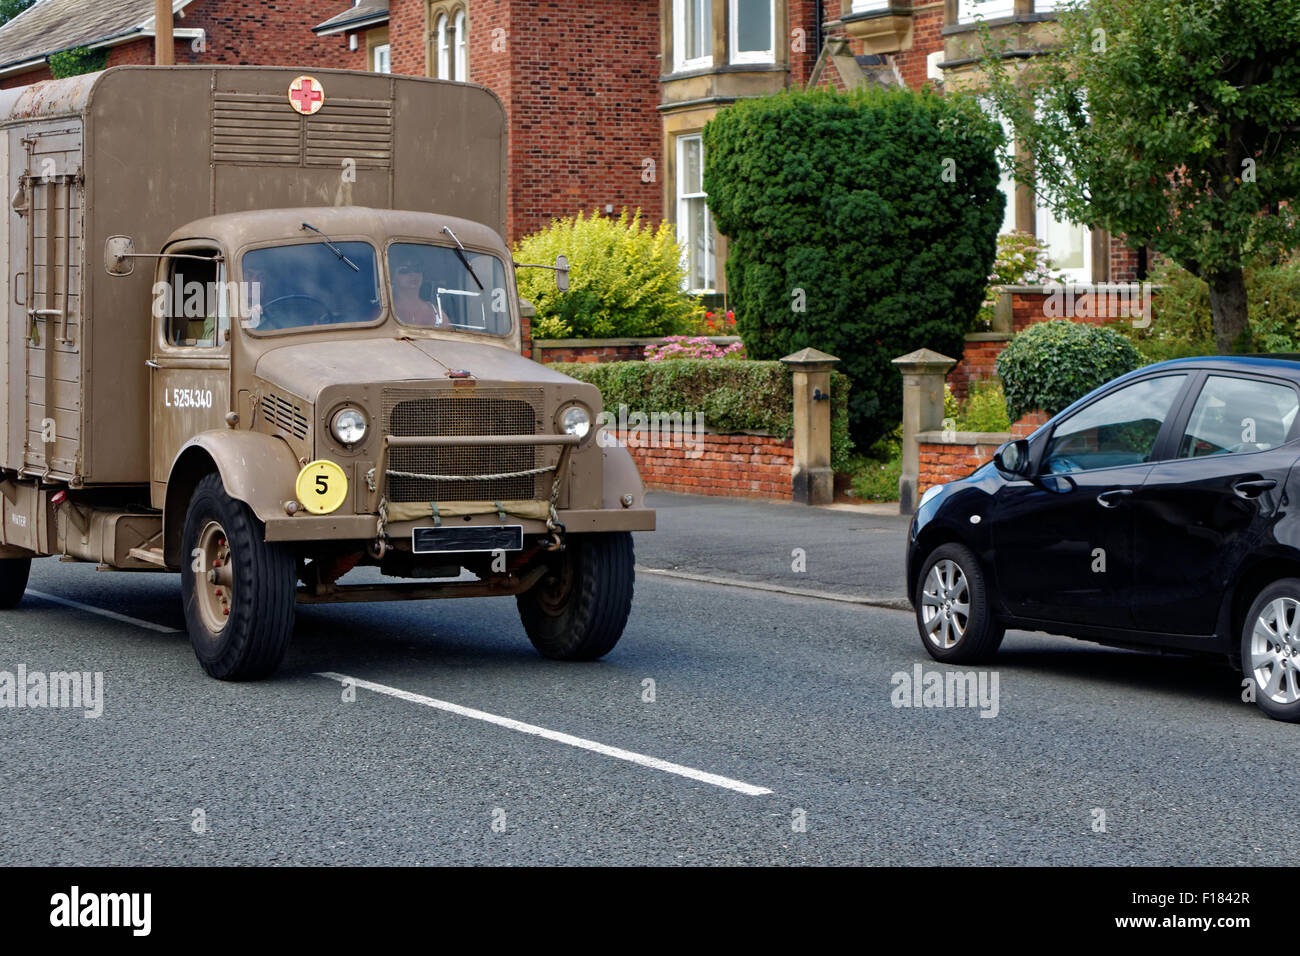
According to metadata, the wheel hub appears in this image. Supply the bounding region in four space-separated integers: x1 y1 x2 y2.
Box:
194 520 234 634
921 559 970 650
1251 596 1300 705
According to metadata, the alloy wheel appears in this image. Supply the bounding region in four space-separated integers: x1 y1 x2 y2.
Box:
1250 596 1300 705
921 558 971 650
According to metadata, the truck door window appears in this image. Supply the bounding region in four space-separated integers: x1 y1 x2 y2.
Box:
240 241 382 333
165 250 228 348
387 242 511 335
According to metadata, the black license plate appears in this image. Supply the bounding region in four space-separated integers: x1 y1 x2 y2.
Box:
411 525 523 554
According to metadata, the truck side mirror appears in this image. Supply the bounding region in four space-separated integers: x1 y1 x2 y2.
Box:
104 236 135 276
554 254 569 293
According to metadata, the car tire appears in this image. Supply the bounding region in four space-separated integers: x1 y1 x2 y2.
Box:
1241 579 1300 722
0 557 31 609
915 542 1004 664
181 473 297 680
517 532 634 661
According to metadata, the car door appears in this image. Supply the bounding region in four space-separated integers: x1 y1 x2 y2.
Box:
991 373 1190 627
1131 371 1300 634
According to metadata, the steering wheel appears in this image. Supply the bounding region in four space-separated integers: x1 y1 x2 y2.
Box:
257 294 333 330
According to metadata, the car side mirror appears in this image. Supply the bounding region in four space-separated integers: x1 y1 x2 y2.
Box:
555 254 569 293
993 439 1031 479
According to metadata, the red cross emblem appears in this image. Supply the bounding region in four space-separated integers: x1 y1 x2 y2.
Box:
288 75 325 115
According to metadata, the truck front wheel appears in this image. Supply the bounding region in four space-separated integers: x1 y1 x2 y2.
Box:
516 532 635 661
180 473 296 680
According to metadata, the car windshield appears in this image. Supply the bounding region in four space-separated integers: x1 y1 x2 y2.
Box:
241 241 382 332
387 242 511 335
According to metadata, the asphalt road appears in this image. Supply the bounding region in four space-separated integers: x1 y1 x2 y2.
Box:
1 546 1296 866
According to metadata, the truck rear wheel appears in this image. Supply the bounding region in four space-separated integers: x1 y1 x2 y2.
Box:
517 532 634 661
181 473 296 680
0 557 31 609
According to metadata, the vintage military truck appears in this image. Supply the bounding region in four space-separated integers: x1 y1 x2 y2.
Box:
0 66 654 679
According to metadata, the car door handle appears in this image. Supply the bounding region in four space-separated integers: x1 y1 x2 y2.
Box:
1096 489 1133 508
1233 478 1277 499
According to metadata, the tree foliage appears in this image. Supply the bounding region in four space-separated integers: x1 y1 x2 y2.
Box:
703 87 1004 446
977 0 1300 351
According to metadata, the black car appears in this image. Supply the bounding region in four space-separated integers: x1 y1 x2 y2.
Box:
907 355 1300 722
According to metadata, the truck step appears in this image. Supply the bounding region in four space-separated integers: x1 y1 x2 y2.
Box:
127 547 168 568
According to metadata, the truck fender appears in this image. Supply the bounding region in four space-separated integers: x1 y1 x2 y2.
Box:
163 431 300 566
601 444 646 510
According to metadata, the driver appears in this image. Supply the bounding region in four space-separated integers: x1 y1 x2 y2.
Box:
390 247 446 327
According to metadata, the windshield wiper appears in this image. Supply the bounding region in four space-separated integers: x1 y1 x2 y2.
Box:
300 222 360 272
441 225 484 291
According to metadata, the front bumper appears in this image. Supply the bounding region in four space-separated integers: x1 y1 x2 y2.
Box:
262 506 655 543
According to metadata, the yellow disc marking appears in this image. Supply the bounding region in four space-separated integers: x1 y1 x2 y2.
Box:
296 460 348 515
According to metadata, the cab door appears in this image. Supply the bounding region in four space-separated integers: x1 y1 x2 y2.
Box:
149 244 231 507
990 373 1190 628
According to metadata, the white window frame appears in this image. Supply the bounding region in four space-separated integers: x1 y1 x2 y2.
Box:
850 0 891 12
453 10 467 80
676 133 716 293
729 0 774 65
436 14 450 80
372 43 391 74
957 0 1016 23
673 0 713 72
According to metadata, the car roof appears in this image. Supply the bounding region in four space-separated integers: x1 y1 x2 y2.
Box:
1139 354 1300 381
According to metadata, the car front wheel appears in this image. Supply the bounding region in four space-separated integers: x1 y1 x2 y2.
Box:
915 542 1004 664
1242 580 1300 722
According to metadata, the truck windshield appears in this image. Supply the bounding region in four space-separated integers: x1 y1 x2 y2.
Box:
241 241 382 332
387 242 511 335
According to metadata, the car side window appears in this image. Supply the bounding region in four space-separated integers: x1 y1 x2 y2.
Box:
1177 375 1299 458
1042 375 1187 475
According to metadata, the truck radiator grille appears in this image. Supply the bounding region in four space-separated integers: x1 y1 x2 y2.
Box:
383 389 546 504
261 393 309 439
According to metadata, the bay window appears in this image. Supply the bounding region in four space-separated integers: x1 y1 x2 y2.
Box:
730 0 774 65
674 0 713 70
676 134 716 292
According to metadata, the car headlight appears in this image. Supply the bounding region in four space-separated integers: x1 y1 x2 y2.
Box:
919 484 944 507
332 408 367 445
560 405 591 438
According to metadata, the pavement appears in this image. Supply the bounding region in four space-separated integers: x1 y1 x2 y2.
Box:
635 491 912 608
3 490 1296 866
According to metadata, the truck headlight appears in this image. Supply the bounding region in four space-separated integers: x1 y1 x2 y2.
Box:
559 405 591 438
332 408 367 445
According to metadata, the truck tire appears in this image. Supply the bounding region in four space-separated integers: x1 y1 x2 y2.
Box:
0 557 31 609
180 473 296 680
517 532 634 661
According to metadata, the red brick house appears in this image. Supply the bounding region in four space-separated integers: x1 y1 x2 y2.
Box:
0 0 1142 292
0 0 355 88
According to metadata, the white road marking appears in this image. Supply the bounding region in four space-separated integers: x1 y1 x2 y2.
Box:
637 565 912 610
317 671 773 796
26 590 182 634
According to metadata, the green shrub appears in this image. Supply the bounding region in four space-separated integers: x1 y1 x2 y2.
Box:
703 86 1004 447
958 378 1011 432
48 46 107 79
514 210 703 339
1117 257 1300 361
996 320 1145 420
552 360 854 472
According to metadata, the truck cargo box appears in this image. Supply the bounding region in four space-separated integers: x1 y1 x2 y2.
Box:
0 66 507 485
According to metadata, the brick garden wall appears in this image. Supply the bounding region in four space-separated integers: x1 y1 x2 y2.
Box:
611 429 793 500
917 432 1007 489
